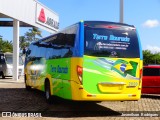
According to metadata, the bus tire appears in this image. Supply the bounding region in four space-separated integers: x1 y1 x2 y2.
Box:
25 75 31 91
2 72 5 79
45 80 52 104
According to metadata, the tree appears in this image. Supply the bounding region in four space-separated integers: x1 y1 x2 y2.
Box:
25 27 42 43
0 37 13 53
153 52 160 64
19 36 29 50
19 27 42 50
143 50 160 65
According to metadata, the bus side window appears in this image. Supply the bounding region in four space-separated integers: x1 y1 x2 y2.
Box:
60 25 77 58
52 47 61 59
46 47 53 59
39 46 46 58
34 45 40 59
26 49 31 57
29 44 37 61
61 47 73 58
27 44 34 58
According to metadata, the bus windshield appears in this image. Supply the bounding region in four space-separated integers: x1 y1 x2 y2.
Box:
84 23 140 58
5 55 23 65
0 54 5 64
5 55 12 64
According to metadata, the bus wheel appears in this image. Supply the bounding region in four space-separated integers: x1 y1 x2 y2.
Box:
2 72 5 79
25 75 31 91
45 80 52 103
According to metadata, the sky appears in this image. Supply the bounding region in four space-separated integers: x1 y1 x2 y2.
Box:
0 0 160 53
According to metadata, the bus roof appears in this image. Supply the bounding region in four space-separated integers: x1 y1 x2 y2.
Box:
83 21 135 28
32 20 135 44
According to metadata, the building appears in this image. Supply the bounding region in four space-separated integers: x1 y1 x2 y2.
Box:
0 0 59 81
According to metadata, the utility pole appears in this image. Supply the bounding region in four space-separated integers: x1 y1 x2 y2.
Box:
120 0 124 23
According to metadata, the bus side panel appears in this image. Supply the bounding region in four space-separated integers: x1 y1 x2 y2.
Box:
70 57 96 101
25 61 34 87
45 58 72 99
70 57 85 100
25 57 73 100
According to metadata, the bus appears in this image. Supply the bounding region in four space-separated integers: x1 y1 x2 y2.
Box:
0 52 24 79
25 21 143 102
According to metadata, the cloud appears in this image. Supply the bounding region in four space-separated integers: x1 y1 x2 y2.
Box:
146 45 160 53
142 19 160 28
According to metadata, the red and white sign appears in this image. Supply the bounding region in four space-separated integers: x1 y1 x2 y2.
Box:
36 3 59 31
38 8 46 23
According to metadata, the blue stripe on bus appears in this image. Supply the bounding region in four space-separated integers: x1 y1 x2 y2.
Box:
136 29 143 60
72 24 79 57
73 21 84 57
79 21 84 57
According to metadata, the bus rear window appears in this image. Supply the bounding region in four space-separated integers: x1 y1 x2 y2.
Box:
84 23 140 58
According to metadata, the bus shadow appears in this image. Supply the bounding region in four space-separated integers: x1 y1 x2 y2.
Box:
141 94 160 99
42 99 121 117
27 89 122 117
0 88 121 117
42 110 121 118
0 77 12 79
